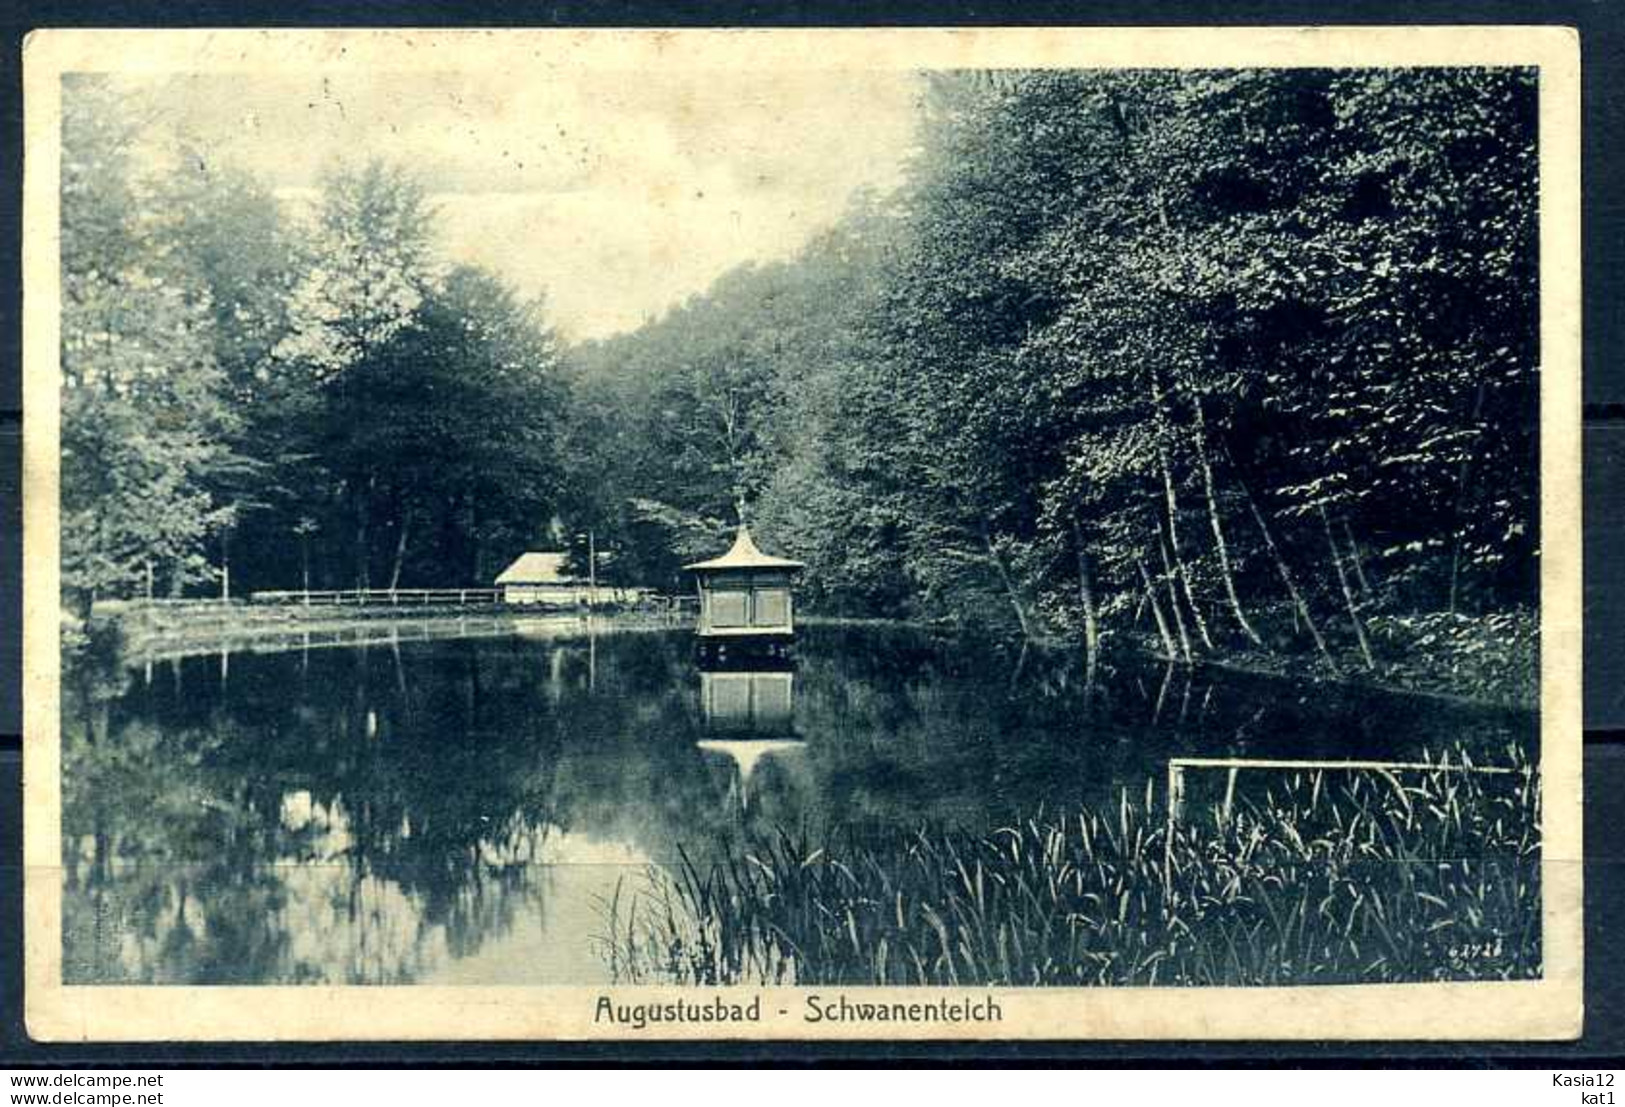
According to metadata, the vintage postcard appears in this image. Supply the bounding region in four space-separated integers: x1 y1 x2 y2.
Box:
21 27 1582 1041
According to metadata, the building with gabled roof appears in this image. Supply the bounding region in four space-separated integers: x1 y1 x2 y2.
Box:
493 551 585 606
497 550 647 607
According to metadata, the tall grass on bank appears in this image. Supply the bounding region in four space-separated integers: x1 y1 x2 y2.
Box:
596 751 1540 986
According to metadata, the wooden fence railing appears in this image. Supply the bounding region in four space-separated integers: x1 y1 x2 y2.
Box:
1159 755 1532 887
1164 755 1530 823
247 588 699 612
250 588 505 606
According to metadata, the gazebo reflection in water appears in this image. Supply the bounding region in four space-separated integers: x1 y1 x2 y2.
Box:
695 656 805 808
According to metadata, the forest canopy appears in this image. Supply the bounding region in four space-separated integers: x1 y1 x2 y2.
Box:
60 76 572 608
60 67 1540 678
567 68 1539 676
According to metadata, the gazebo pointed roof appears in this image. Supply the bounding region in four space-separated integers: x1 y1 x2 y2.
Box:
684 525 804 573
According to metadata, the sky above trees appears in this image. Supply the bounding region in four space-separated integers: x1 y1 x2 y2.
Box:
112 69 922 341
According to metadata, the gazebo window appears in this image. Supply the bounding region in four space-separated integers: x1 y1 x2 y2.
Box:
753 588 789 627
711 590 750 628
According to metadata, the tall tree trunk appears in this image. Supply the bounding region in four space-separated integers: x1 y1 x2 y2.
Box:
1189 391 1263 647
353 477 372 592
465 488 486 585
981 521 1036 641
1447 534 1465 615
388 509 412 592
1071 519 1100 676
1008 640 1030 691
1320 504 1375 671
1237 475 1338 671
1151 660 1174 724
1136 557 1178 661
1342 518 1373 598
1149 367 1212 650
1155 525 1193 662
1446 380 1489 615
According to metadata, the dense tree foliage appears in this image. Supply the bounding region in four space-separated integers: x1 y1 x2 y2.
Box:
572 68 1539 671
60 77 241 614
565 200 904 595
63 68 1539 678
60 86 572 605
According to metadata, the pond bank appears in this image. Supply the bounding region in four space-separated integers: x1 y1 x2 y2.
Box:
1160 611 1536 711
1061 606 1539 711
74 599 1537 710
75 599 686 662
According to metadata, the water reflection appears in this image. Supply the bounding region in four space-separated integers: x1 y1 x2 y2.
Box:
696 662 806 808
699 667 796 735
61 622 1536 985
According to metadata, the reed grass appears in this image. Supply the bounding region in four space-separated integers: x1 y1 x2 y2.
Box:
595 747 1540 986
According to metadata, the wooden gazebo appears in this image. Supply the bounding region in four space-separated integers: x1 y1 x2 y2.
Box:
684 525 803 661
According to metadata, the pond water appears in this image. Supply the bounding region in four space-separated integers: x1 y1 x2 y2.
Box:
60 619 1537 985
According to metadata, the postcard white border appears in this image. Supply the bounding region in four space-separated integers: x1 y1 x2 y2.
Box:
20 26 1584 1042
